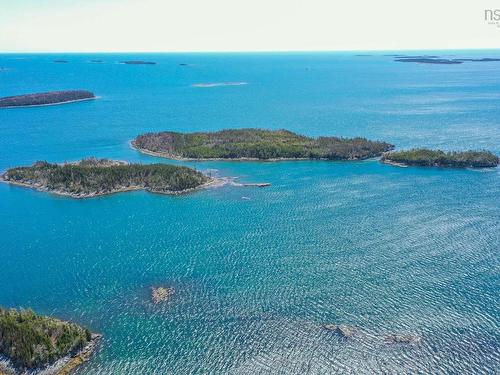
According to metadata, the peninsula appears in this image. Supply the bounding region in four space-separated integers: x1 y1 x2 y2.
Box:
0 90 95 108
132 129 394 161
0 307 100 375
381 149 499 168
1 158 212 198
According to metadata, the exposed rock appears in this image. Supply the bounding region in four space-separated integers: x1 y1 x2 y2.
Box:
384 334 421 344
323 324 356 338
151 287 175 303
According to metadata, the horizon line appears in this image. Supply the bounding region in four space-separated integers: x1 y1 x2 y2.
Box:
1 47 500 54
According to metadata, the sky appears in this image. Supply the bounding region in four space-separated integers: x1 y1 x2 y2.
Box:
0 0 499 52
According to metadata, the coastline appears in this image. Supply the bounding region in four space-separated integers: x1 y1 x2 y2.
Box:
0 173 222 199
0 97 97 109
380 158 499 169
130 141 377 162
0 334 101 375
380 159 408 168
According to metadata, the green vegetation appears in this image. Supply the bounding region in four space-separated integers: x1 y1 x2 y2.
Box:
0 307 91 370
0 90 95 108
381 149 499 168
2 158 210 197
133 129 394 160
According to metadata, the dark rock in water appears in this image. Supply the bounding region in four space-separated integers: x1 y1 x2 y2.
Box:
241 182 271 187
121 60 157 65
0 90 95 108
384 334 421 344
323 324 356 338
54 60 68 63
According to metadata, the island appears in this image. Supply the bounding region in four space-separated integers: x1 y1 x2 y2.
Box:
381 149 499 168
132 129 394 161
0 307 100 375
0 90 95 108
395 58 462 65
120 61 156 65
0 158 213 198
394 56 500 65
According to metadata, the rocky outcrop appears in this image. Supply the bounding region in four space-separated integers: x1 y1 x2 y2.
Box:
323 324 356 338
384 334 421 344
151 287 175 303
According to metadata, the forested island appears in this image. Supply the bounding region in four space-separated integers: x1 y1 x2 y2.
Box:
381 149 499 168
0 90 95 108
132 129 394 161
1 158 212 198
0 307 100 374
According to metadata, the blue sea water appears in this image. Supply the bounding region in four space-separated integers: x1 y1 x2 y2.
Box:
0 51 499 374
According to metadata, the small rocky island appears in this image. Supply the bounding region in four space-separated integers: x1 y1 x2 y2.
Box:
0 307 100 375
151 287 175 303
1 158 212 198
132 129 394 161
381 149 499 168
120 61 156 65
0 90 95 108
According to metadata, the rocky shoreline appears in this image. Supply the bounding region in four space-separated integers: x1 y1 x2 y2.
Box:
0 159 218 199
0 172 221 199
0 334 101 375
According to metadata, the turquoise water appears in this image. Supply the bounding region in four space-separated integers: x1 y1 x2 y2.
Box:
0 52 499 374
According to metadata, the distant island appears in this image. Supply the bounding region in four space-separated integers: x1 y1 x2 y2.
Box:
0 90 95 108
395 58 462 65
0 307 100 375
394 56 500 65
192 82 248 88
132 129 394 161
381 149 499 168
1 158 213 198
120 61 156 65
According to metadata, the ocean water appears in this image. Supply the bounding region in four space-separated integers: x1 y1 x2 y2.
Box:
0 51 499 374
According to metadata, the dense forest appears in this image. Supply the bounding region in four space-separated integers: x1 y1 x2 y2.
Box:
381 149 499 168
0 90 95 107
133 129 394 160
2 158 210 197
0 307 91 370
